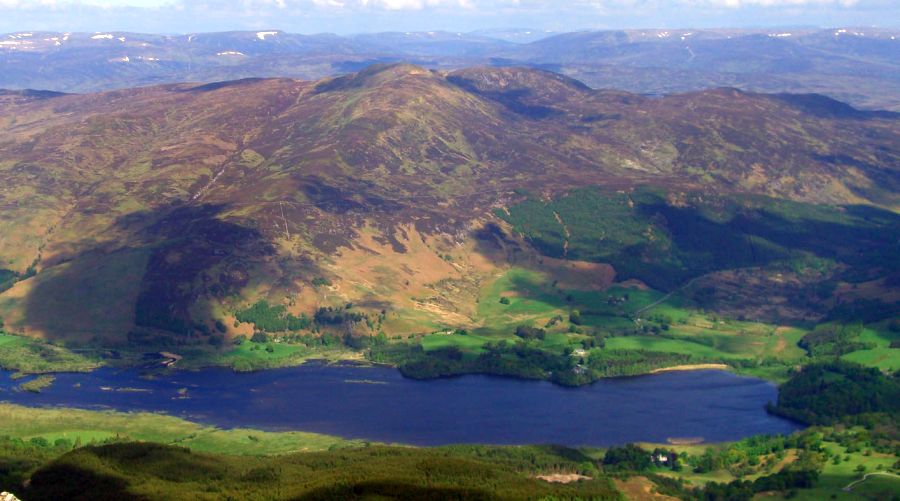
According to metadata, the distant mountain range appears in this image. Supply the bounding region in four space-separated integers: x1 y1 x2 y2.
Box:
1 27 898 111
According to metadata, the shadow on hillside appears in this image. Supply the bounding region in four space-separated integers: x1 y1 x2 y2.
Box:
19 203 290 347
770 93 900 120
297 482 493 500
25 442 232 501
447 76 563 119
474 192 900 323
26 463 140 501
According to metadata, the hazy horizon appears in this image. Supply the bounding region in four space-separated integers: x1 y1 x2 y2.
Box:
1 25 896 37
0 0 897 35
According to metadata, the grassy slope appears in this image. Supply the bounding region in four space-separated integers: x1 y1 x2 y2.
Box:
0 67 897 354
23 442 620 501
375 261 895 385
0 259 889 386
0 403 361 456
423 189 897 382
3 404 897 501
0 405 618 501
429 267 808 372
842 326 900 372
848 474 900 500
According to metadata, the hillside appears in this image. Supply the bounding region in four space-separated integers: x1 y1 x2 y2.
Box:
0 64 897 377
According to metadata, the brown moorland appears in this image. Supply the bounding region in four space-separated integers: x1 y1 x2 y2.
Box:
0 64 897 346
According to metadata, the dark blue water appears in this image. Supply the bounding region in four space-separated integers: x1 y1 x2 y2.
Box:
0 364 800 446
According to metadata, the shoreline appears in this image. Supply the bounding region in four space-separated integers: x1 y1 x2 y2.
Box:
4 358 739 386
649 364 730 374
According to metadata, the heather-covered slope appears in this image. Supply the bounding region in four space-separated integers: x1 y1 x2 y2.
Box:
0 64 897 353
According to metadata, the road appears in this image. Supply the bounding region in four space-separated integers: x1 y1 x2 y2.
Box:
842 471 900 492
633 276 701 317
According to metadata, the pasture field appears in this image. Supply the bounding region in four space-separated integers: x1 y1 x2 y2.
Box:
604 335 740 359
473 268 563 335
465 267 817 376
473 267 674 335
841 327 900 372
421 332 494 354
605 323 808 362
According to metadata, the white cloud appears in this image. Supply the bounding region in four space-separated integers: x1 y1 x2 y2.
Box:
684 0 860 7
320 0 867 11
341 0 472 9
0 0 173 8
0 0 54 7
0 0 872 10
0 0 893 33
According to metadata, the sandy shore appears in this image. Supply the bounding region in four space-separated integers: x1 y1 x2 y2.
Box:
536 473 592 484
650 364 729 374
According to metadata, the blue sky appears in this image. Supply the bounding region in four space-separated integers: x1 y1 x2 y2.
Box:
0 0 896 34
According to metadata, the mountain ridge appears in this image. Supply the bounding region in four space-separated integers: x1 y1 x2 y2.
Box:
0 64 897 349
2 28 898 111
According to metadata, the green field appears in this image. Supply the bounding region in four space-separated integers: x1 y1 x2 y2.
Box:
473 268 563 335
180 339 360 372
0 333 98 374
421 332 494 354
842 327 900 372
403 266 848 384
476 268 809 359
604 335 740 359
473 268 683 337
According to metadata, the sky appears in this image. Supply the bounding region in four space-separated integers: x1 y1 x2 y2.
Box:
0 0 896 34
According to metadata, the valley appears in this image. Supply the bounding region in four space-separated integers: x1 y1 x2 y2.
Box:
0 61 897 500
